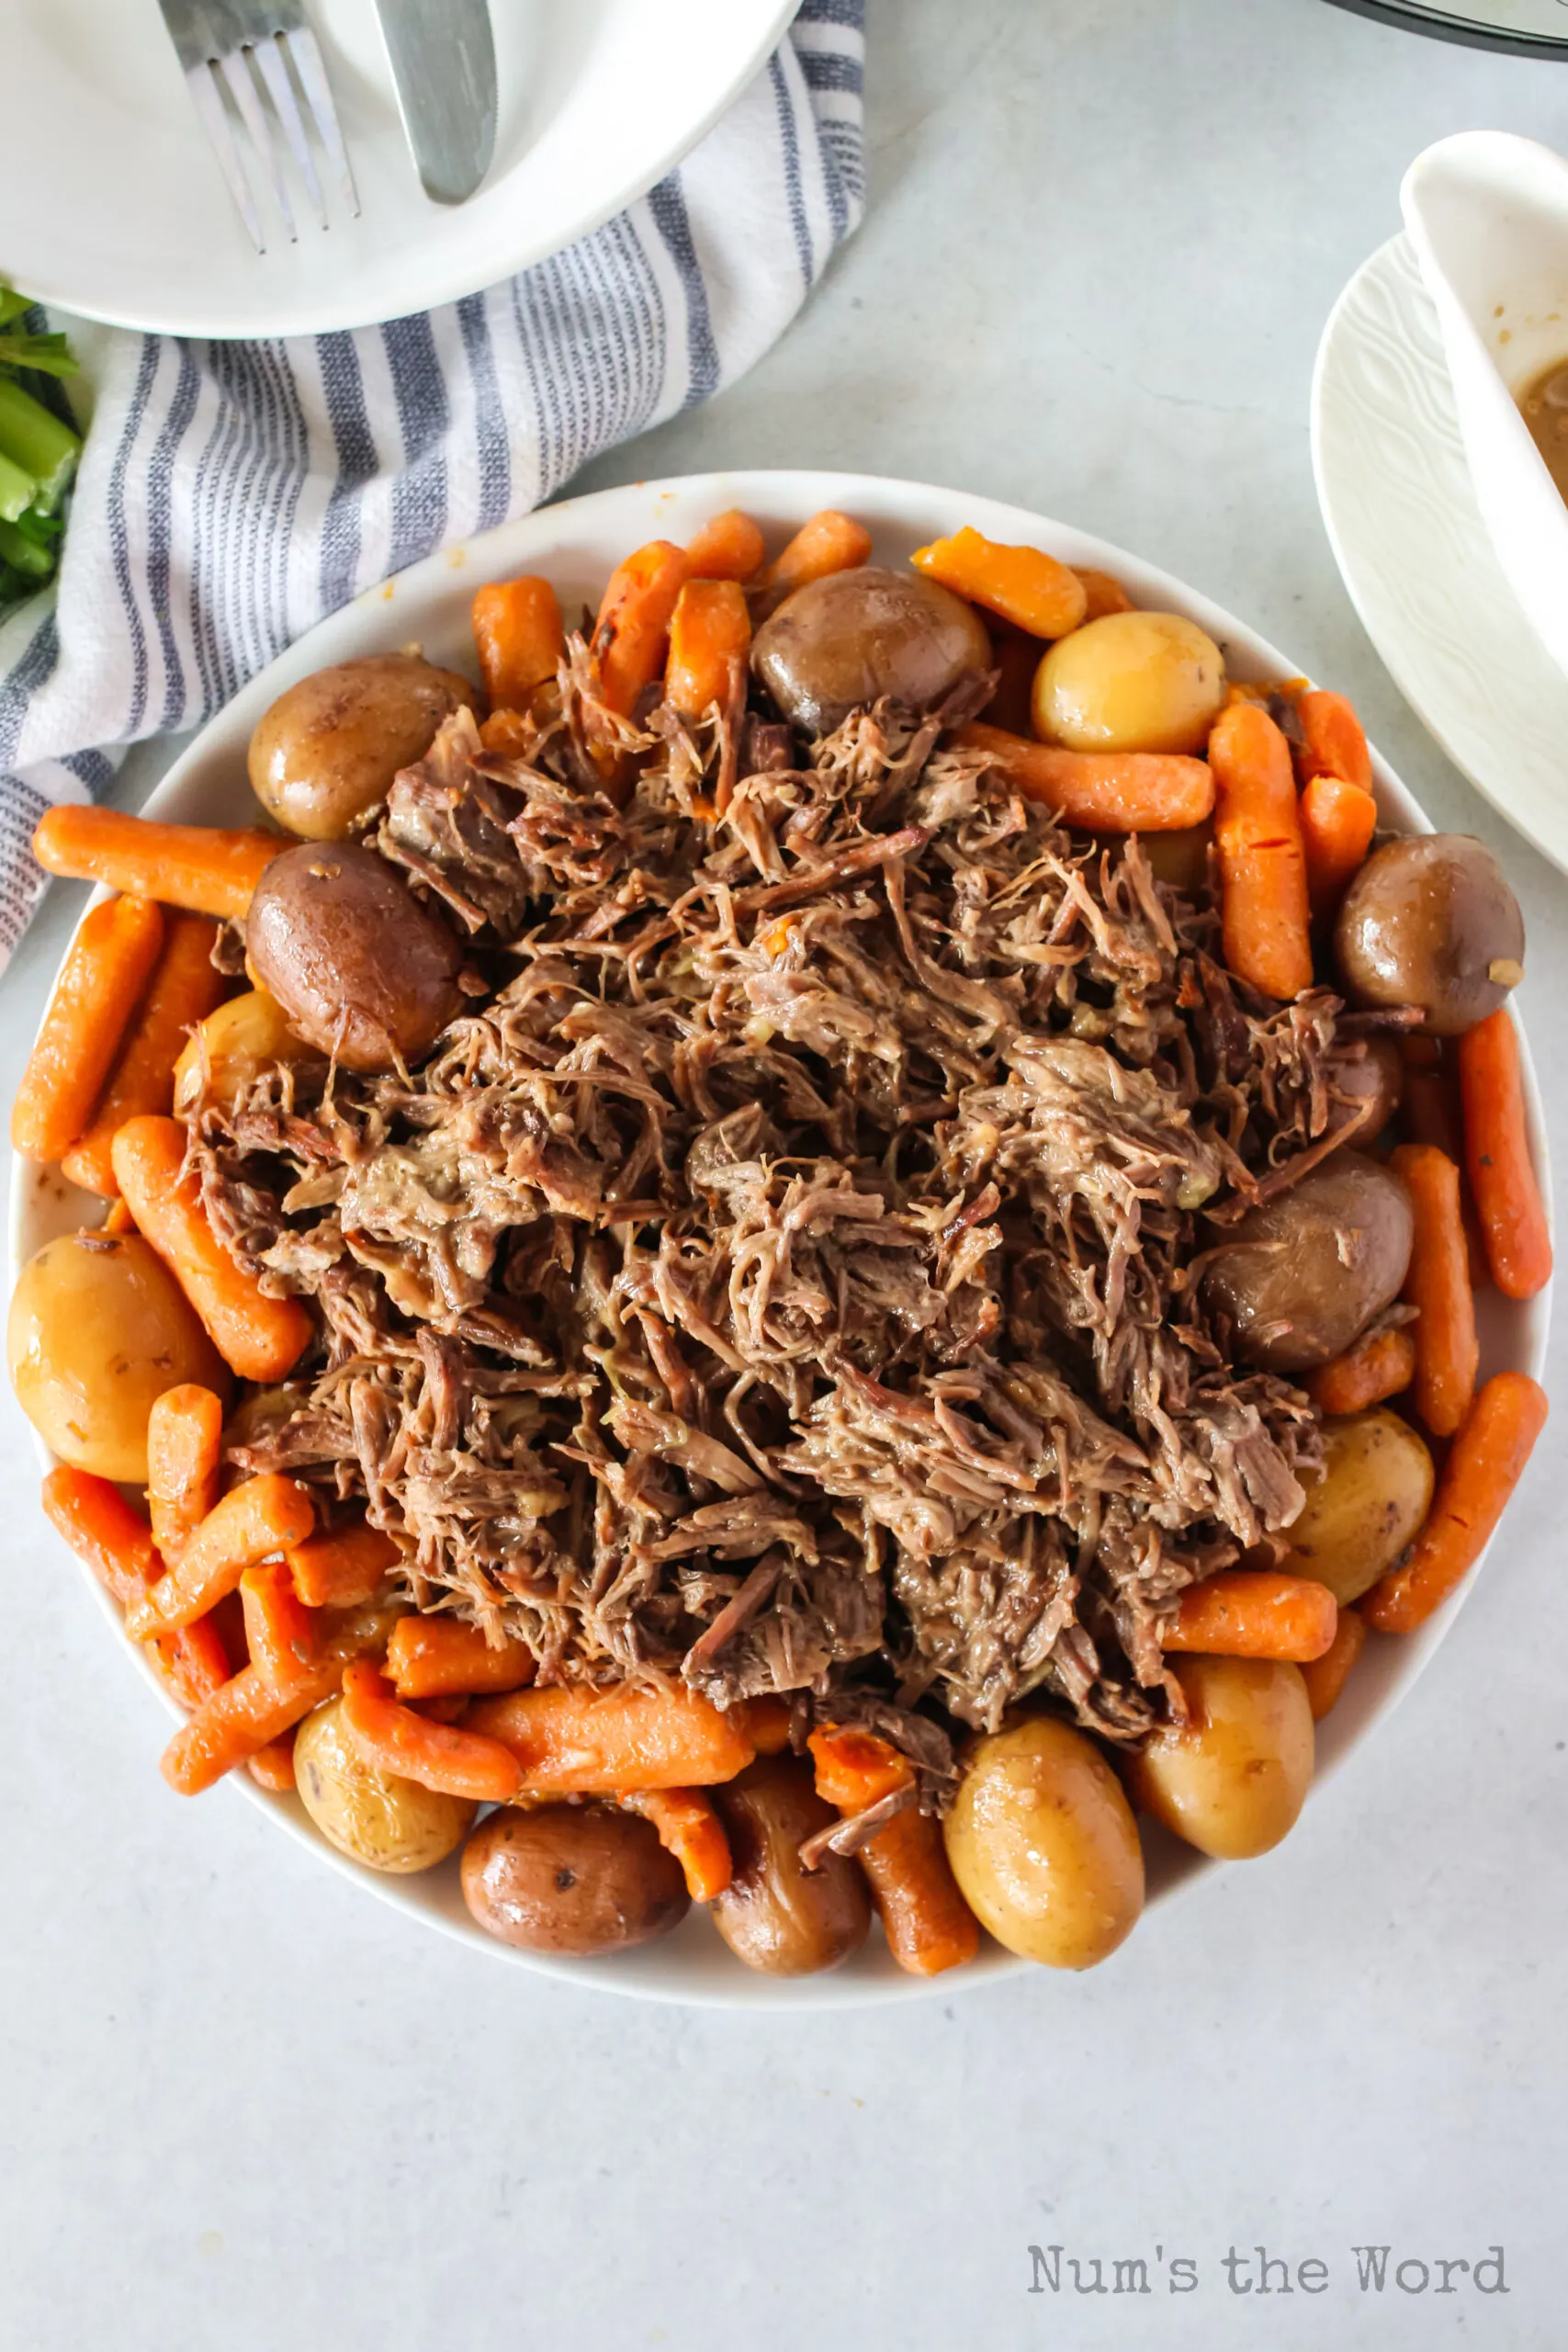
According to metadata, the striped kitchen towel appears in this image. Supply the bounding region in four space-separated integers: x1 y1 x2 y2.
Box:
0 0 863 969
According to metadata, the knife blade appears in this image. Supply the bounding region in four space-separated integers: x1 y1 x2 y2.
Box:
372 0 497 205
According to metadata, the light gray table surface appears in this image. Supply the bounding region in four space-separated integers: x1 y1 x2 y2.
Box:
5 4 1568 2347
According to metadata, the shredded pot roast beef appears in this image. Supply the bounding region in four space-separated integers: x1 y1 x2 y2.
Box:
189 651 1351 1771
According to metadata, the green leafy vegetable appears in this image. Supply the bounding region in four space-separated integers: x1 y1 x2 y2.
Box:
0 284 82 612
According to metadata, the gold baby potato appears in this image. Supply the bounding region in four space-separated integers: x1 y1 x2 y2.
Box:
8 1231 230 1483
943 1715 1145 1969
172 987 321 1115
249 652 480 841
1129 1657 1314 1860
1032 609 1227 754
1281 1408 1435 1607
294 1698 475 1873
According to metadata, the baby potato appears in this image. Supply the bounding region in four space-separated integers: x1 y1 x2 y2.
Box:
172 987 321 1114
295 1698 475 1872
1032 610 1227 755
711 1755 872 1976
461 1804 689 1954
8 1231 230 1482
246 842 465 1073
1129 1657 1314 1860
248 653 479 841
1281 1408 1434 1606
943 1715 1144 1970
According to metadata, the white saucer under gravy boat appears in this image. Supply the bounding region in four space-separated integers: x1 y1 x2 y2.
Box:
1403 131 1568 680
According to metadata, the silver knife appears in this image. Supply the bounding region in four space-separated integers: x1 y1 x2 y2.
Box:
372 0 497 205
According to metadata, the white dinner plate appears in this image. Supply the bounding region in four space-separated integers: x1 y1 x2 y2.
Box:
11 469 1552 2006
1313 233 1568 882
5 0 798 338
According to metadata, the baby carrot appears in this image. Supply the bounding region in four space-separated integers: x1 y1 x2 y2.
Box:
1305 1326 1417 1416
1163 1569 1338 1662
102 1197 137 1235
808 1727 977 1974
620 1787 734 1902
1209 700 1314 1000
61 912 226 1194
159 1600 404 1794
1299 773 1378 922
1072 567 1134 621
1300 1607 1367 1722
952 720 1213 831
592 539 691 718
733 1693 793 1756
471 576 565 714
247 1739 299 1792
1389 1144 1478 1438
467 1683 755 1794
340 1661 522 1803
664 577 751 722
756 510 872 612
685 508 766 582
111 1115 313 1383
240 1555 319 1685
39 1464 231 1711
1363 1372 1549 1633
287 1519 401 1609
385 1615 536 1701
1294 687 1373 793
146 1383 225 1563
32 806 286 922
1458 1009 1552 1301
809 1724 909 1812
910 526 1088 639
126 1473 315 1639
12 894 165 1162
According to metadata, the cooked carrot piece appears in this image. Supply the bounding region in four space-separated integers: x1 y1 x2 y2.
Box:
247 1737 298 1792
733 1693 793 1756
1209 700 1314 1000
471 576 565 713
287 1519 401 1610
1306 1326 1417 1416
12 894 165 1162
40 1465 230 1710
1389 1143 1479 1439
467 1682 755 1794
620 1787 734 1901
1072 567 1135 621
126 1474 315 1640
479 708 537 757
1299 773 1377 922
685 508 766 582
911 526 1087 639
1163 1570 1337 1662
111 1115 312 1383
1294 687 1373 793
102 1196 137 1235
1458 1009 1552 1301
60 912 226 1194
664 577 751 723
808 1727 977 1975
241 1556 320 1685
1363 1372 1549 1633
159 1600 404 1795
340 1661 522 1803
1300 1607 1367 1722
386 1615 536 1701
757 510 872 611
146 1383 225 1563
591 539 691 718
952 721 1213 831
809 1724 910 1812
32 806 286 922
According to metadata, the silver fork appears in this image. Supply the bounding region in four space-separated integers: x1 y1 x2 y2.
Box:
159 0 361 254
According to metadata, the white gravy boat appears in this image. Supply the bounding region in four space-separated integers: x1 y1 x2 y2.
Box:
1403 130 1568 679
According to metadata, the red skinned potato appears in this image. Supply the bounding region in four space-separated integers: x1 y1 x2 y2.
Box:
245 841 465 1072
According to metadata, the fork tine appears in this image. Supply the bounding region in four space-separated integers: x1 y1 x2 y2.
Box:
252 33 326 230
218 47 297 243
185 62 266 254
285 28 361 220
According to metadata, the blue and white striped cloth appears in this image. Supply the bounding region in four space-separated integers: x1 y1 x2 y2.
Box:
0 0 863 968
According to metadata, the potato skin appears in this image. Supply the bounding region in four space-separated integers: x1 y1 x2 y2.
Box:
1128 1657 1314 1860
751 566 991 735
460 1804 689 1956
246 841 464 1073
295 1698 475 1872
943 1715 1144 1970
1032 610 1226 754
8 1231 230 1482
172 987 320 1115
1201 1152 1415 1374
1281 1408 1434 1606
248 654 479 842
711 1755 872 1976
1335 834 1524 1037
